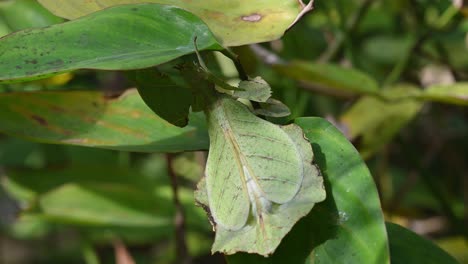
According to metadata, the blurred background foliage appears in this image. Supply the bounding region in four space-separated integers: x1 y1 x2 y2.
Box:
0 0 466 263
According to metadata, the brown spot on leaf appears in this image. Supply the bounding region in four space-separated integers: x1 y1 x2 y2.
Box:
24 59 38 64
51 106 65 112
241 13 262 22
47 59 64 66
31 115 47 126
103 90 125 99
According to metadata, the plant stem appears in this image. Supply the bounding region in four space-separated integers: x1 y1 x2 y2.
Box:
82 242 100 264
166 154 191 264
319 0 376 62
113 240 136 264
220 49 249 81
382 31 430 87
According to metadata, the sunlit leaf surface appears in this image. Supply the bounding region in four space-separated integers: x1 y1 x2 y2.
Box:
37 0 312 46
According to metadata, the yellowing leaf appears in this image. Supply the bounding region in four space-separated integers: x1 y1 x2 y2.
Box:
340 85 423 158
0 89 208 152
420 83 468 106
37 0 313 46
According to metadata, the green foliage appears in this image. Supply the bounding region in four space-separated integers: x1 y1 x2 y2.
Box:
387 222 458 264
0 89 209 152
227 117 390 263
131 68 193 127
37 0 312 46
0 0 465 263
274 61 380 96
0 3 221 82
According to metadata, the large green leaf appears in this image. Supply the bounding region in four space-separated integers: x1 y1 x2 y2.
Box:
386 222 458 264
0 89 209 152
196 98 325 256
274 61 380 96
2 166 153 203
2 163 210 239
228 117 389 263
0 3 221 83
130 68 193 127
37 0 312 46
39 183 172 227
298 118 389 263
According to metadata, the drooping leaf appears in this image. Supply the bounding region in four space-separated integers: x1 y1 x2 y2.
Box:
0 3 221 83
233 77 272 102
386 222 458 264
227 117 389 263
37 0 313 46
255 98 291 118
2 166 153 203
340 85 423 158
0 89 209 152
2 162 210 240
130 68 192 127
172 61 219 112
274 61 380 96
419 83 468 106
298 118 390 263
196 97 325 256
39 183 172 227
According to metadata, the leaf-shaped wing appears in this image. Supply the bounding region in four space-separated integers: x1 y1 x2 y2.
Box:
255 98 291 117
196 112 326 255
204 97 304 231
234 77 272 102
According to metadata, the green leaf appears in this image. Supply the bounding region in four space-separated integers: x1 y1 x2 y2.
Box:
0 16 10 37
297 118 389 263
227 117 389 263
38 0 313 46
0 3 221 83
340 85 423 158
8 214 52 239
274 61 380 96
196 97 325 256
0 89 209 152
2 162 210 240
130 68 192 127
39 183 172 227
255 98 291 118
419 83 468 106
0 0 63 31
233 77 272 102
2 166 153 203
386 222 458 264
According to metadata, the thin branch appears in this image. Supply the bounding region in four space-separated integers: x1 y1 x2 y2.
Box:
166 154 191 264
220 49 249 81
319 0 376 62
382 31 430 86
249 44 285 65
287 0 315 30
113 240 135 264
